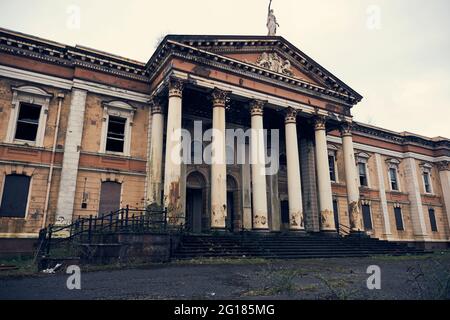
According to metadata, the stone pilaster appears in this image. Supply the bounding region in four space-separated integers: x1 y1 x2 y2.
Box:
163 78 184 225
340 123 363 232
55 88 87 225
404 157 429 240
210 88 229 229
284 108 304 230
147 97 165 206
250 100 269 230
437 161 450 232
374 153 392 239
314 116 336 232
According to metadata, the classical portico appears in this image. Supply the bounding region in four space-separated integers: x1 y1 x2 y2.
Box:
144 35 364 234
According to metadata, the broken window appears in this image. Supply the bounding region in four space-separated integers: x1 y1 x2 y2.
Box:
106 116 126 153
359 162 368 187
15 103 41 142
389 168 399 191
0 174 31 218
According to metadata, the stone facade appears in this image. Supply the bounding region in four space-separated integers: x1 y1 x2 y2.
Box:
0 29 449 246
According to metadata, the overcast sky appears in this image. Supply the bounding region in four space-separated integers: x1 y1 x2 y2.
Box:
1 0 449 138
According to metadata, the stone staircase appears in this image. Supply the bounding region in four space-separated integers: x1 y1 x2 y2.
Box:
172 233 428 260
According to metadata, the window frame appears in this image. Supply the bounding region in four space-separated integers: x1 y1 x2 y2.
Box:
386 159 401 192
0 173 33 219
99 101 136 157
6 86 52 147
428 207 438 232
328 149 338 183
393 205 405 231
361 202 373 231
420 163 434 195
356 152 371 188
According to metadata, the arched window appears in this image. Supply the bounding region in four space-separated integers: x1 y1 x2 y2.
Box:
0 174 31 218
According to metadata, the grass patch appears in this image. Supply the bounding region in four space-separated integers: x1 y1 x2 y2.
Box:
173 257 269 265
0 257 37 278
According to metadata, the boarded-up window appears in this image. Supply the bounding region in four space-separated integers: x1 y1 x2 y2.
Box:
15 103 41 142
98 181 121 215
394 207 404 231
106 116 126 153
428 208 438 232
0 174 31 218
362 204 373 230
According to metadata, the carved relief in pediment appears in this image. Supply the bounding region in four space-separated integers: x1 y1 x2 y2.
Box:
256 52 294 77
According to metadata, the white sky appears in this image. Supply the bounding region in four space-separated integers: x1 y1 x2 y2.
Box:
1 0 449 138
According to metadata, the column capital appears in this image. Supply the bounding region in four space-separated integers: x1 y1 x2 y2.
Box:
211 88 230 107
313 116 327 131
149 96 164 114
340 122 354 137
437 161 450 172
284 107 297 124
249 99 266 117
168 78 184 98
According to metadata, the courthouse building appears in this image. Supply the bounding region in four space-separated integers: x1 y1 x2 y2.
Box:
0 28 449 247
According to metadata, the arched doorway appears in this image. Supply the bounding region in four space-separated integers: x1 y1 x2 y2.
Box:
226 175 239 232
186 171 206 233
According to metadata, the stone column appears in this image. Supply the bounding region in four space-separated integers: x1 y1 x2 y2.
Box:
341 123 363 232
55 88 87 226
250 100 269 230
285 108 304 230
210 88 228 229
437 161 450 231
147 97 164 206
314 116 336 232
163 78 184 224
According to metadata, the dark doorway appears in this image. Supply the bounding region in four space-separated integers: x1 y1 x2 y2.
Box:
333 199 340 230
280 200 289 231
186 188 203 233
362 204 373 231
98 181 121 216
227 191 235 232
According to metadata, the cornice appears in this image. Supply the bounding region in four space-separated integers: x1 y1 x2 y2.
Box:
0 31 150 82
352 122 450 152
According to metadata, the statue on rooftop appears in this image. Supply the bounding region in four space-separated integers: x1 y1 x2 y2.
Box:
267 0 279 36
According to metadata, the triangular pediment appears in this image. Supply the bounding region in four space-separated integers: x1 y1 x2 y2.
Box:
147 35 363 105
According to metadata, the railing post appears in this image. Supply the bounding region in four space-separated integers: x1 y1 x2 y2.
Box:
80 219 85 243
125 206 129 229
46 225 53 255
110 212 114 232
164 208 168 231
88 215 93 244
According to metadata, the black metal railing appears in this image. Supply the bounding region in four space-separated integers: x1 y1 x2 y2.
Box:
36 206 185 259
